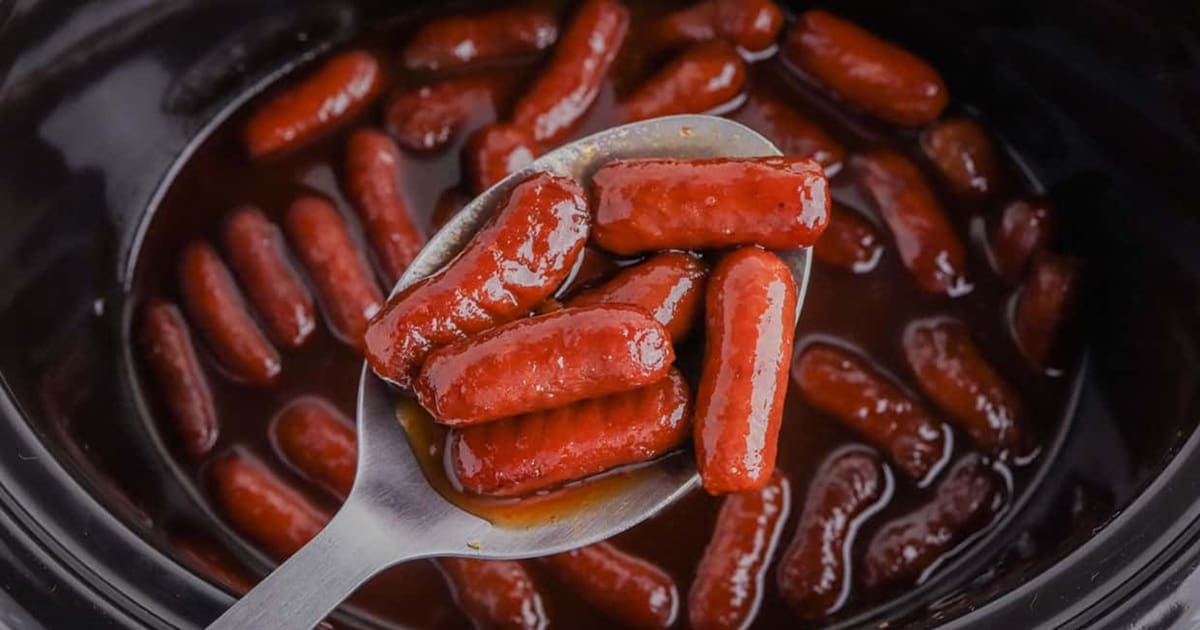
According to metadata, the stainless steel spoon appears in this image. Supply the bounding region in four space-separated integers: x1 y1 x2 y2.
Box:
208 114 811 630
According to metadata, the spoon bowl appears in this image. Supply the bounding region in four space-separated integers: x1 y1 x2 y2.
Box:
208 114 809 629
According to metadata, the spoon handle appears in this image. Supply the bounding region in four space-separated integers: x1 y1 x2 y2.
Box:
207 499 412 630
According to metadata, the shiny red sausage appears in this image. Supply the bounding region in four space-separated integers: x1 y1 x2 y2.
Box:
223 206 317 348
852 150 969 296
449 370 692 497
783 10 947 126
793 343 948 481
862 455 1001 590
777 449 886 619
416 305 674 426
285 197 384 350
364 172 589 389
695 247 797 494
733 91 845 171
210 453 329 560
655 0 784 53
921 117 1004 200
991 199 1056 282
139 299 218 457
592 157 830 256
566 252 708 343
465 123 541 193
689 471 791 630
543 542 679 629
619 41 746 122
386 78 504 152
171 533 256 594
402 8 559 71
243 51 382 158
512 0 629 144
179 240 281 386
903 318 1025 458
812 205 884 273
438 558 548 630
1013 254 1081 369
345 129 426 284
272 397 357 498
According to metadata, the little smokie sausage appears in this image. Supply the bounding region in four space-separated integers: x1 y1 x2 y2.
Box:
402 8 559 71
1013 254 1081 369
862 455 1002 590
991 199 1056 282
733 91 845 171
695 247 797 494
566 252 708 343
364 172 589 389
777 449 887 619
344 129 426 284
243 51 382 158
439 558 548 630
811 205 884 274
210 453 329 560
449 370 692 497
921 117 1004 200
512 0 630 144
783 10 947 126
793 343 949 481
619 41 746 122
655 0 784 53
543 542 679 629
386 78 505 152
903 318 1025 458
272 397 357 498
170 532 255 593
464 123 541 194
592 157 830 256
223 206 317 348
285 197 384 350
179 240 281 386
415 305 674 426
852 150 969 296
690 472 791 630
139 299 218 457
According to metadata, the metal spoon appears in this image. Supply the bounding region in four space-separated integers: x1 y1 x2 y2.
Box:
208 114 811 630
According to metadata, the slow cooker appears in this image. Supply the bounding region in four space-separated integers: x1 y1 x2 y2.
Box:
1 0 1199 627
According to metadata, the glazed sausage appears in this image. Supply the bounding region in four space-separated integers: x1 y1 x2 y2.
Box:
243 51 382 158
991 199 1056 282
364 172 589 389
690 471 791 630
223 206 317 348
402 8 559 71
619 41 746 122
431 186 472 230
852 150 969 296
921 117 1003 200
438 558 548 630
345 129 426 284
862 455 1001 590
695 247 797 494
793 344 948 481
285 197 384 350
386 78 504 152
139 299 218 457
733 92 845 171
566 252 708 343
1013 254 1081 369
543 542 679 629
783 10 947 126
210 453 329 560
449 370 692 496
592 157 830 256
903 318 1025 458
464 123 541 194
554 245 621 298
170 532 255 593
416 305 674 426
812 205 884 274
512 0 630 144
178 241 281 386
272 397 357 498
655 0 784 53
777 449 887 619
